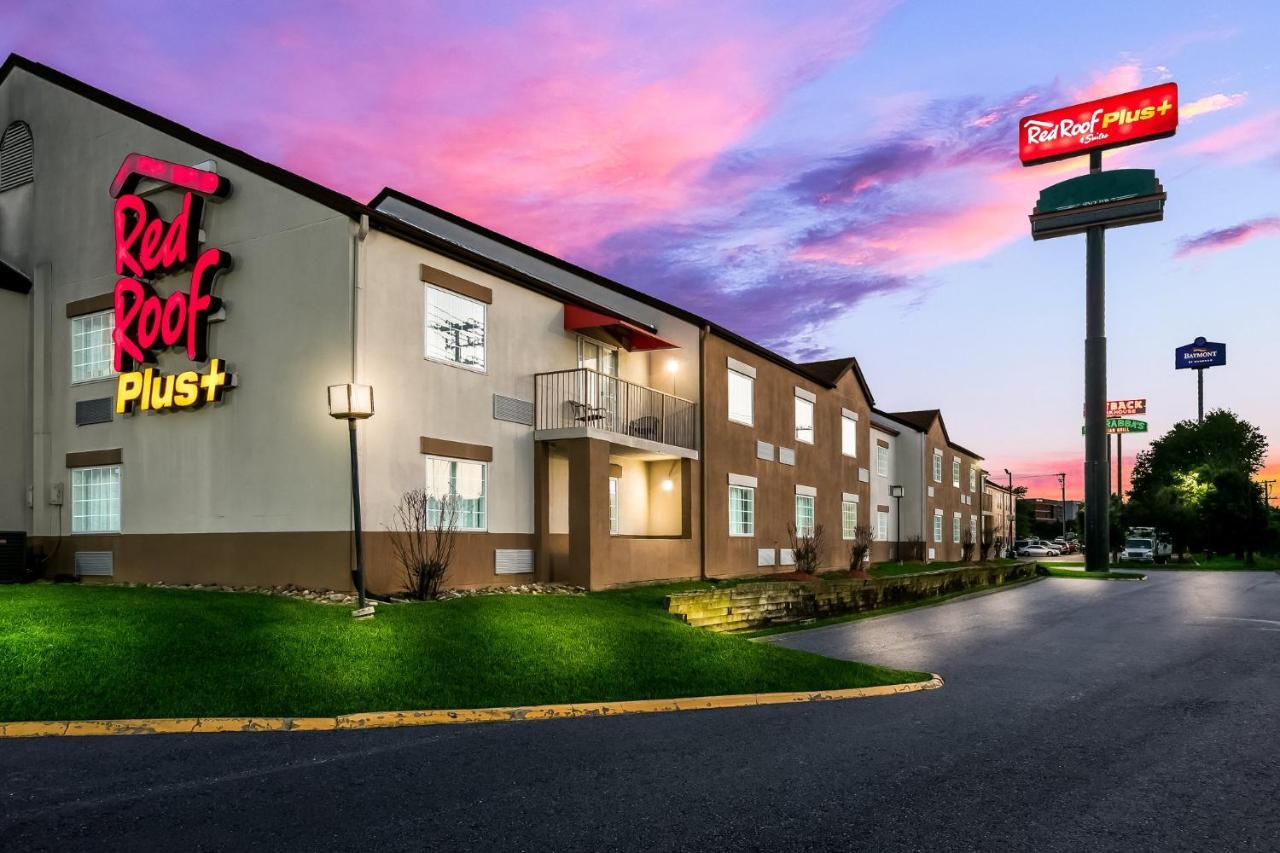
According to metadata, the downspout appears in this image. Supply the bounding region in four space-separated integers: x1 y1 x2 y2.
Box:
698 323 709 581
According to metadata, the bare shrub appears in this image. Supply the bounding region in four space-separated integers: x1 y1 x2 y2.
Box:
388 489 459 600
902 535 925 562
847 525 874 571
961 526 976 562
979 527 997 562
788 522 827 574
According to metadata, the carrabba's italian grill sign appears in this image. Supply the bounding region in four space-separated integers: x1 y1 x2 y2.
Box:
1019 83 1178 166
109 154 235 414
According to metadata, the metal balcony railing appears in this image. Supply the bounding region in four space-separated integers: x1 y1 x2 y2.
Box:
534 368 697 452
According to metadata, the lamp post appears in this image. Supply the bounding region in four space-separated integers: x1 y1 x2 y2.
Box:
889 485 904 564
1004 468 1015 558
328 383 374 617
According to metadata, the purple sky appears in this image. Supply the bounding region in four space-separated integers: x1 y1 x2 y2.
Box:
6 1 1279 497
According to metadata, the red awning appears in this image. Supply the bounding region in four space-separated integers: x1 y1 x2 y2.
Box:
563 304 678 351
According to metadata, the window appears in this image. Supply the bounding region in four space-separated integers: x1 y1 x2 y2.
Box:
933 451 943 482
971 515 978 544
71 310 115 384
795 494 815 536
969 465 977 492
425 285 486 370
608 476 620 535
876 510 889 542
952 457 961 488
794 396 814 444
841 414 857 457
842 499 858 539
729 485 755 536
953 513 961 544
876 444 889 478
425 457 487 531
933 513 943 543
71 465 121 533
727 369 754 426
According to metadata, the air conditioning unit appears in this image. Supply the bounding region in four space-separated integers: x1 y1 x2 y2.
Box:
0 531 25 583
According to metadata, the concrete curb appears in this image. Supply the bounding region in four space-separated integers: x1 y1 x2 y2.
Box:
0 675 944 738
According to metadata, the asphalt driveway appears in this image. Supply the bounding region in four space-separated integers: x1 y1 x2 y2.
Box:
2 571 1278 851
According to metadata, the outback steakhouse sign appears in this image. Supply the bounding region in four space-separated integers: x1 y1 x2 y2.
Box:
1019 83 1178 166
109 154 236 414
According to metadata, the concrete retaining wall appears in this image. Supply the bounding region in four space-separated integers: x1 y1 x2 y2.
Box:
665 562 1037 632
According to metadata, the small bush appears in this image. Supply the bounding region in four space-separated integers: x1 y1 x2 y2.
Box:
848 525 874 570
788 523 827 574
388 489 459 599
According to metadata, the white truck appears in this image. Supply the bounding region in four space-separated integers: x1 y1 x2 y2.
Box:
1122 527 1173 564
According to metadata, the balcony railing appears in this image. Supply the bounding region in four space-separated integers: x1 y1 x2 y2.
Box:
534 368 697 452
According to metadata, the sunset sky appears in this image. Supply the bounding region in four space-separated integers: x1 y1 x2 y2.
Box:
6 1 1278 498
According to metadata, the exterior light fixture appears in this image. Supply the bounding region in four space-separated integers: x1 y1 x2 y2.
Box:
328 383 375 617
661 460 676 491
665 358 679 374
889 485 905 565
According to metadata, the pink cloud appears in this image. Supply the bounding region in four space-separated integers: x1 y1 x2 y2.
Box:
1072 63 1143 102
1180 109 1280 162
1174 216 1280 257
1181 92 1248 120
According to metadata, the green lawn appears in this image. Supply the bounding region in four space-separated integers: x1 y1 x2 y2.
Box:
1041 554 1279 572
1038 567 1146 581
868 558 1018 579
0 583 930 722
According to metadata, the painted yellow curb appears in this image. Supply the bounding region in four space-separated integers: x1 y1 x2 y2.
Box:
0 675 944 738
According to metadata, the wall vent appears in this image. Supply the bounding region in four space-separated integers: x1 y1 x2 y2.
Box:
777 447 795 466
75 397 114 426
0 122 34 191
757 548 775 567
495 548 534 575
755 441 774 461
779 548 796 566
493 394 534 426
74 551 113 577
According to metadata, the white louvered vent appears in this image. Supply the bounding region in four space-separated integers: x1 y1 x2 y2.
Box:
757 548 775 567
493 394 534 426
495 548 534 575
756 441 773 461
779 548 795 566
74 551 113 577
0 122 34 191
928 548 936 560
777 447 795 466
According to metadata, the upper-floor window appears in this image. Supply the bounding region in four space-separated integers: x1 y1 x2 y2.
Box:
0 121 34 192
794 396 814 444
933 512 943 543
71 310 115 384
425 285 486 370
841 414 857 457
969 465 977 492
794 494 815 537
952 457 961 488
876 444 889 478
932 451 943 483
729 485 755 536
425 456 487 531
727 369 754 426
71 464 121 534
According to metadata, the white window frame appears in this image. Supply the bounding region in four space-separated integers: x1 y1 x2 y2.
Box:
876 444 889 478
953 512 962 544
424 284 487 372
729 484 755 537
952 457 961 488
71 464 121 534
876 509 889 542
933 451 943 483
794 396 814 444
727 369 754 426
424 455 488 531
794 494 815 537
969 465 977 493
933 512 943 543
842 499 858 540
841 413 857 458
608 475 621 535
70 310 116 385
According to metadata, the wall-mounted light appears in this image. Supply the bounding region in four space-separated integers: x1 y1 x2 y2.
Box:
661 460 676 491
665 358 679 374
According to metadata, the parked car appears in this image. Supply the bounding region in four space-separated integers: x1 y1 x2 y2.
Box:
1017 543 1059 557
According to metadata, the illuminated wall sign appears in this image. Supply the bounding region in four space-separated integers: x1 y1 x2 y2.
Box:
109 154 236 414
1019 83 1178 166
1174 337 1226 370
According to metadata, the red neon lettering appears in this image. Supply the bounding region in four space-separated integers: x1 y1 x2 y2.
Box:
113 192 203 279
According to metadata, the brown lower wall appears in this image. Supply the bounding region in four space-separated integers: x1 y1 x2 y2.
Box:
666 561 1037 632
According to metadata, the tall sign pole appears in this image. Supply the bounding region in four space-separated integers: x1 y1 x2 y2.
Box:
1197 367 1204 422
1022 83 1177 572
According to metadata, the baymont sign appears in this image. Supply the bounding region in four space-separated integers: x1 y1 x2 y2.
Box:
1019 83 1178 166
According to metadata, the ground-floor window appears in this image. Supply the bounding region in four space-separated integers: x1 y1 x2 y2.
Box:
876 509 889 542
794 494 815 536
952 513 961 543
729 485 755 536
842 500 858 539
71 464 121 533
425 456 487 531
933 512 943 543
608 476 620 535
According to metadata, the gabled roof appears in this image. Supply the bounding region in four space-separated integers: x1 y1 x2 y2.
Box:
798 357 875 406
0 256 31 294
0 54 367 218
886 409 983 460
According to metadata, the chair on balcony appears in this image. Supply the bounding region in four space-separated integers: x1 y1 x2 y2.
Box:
628 415 660 441
565 400 607 425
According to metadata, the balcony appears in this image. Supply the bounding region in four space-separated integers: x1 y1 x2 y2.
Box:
534 368 697 453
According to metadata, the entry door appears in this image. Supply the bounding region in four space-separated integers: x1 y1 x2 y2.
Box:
577 338 619 428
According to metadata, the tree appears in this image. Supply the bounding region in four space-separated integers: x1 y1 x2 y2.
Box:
847 525 874 572
788 523 827 574
388 489 459 599
961 525 976 562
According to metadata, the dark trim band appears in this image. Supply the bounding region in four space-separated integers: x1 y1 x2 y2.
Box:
420 264 493 305
65 293 115 318
419 437 493 462
66 448 122 468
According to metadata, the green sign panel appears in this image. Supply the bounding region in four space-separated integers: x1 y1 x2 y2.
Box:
1037 169 1160 214
1081 417 1149 435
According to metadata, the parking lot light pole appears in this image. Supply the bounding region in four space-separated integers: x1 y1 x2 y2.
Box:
890 485 904 564
1005 469 1015 558
328 383 375 617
